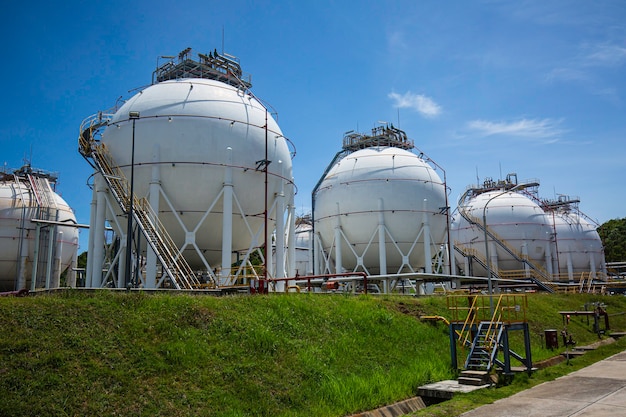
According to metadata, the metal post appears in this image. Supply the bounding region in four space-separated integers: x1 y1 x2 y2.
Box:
125 111 139 288
483 183 527 315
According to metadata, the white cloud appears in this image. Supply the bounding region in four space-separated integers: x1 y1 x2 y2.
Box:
583 43 626 67
466 118 565 139
388 91 442 118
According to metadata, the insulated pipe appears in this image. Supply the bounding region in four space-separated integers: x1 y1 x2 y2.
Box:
221 147 234 286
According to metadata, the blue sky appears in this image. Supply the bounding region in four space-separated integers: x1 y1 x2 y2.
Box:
2 1 625 252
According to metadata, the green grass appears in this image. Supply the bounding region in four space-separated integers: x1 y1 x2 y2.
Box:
1 291 625 416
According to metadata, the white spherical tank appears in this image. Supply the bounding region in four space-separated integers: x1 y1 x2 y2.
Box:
101 77 293 269
314 146 447 275
0 176 79 291
294 221 313 276
452 190 552 274
551 211 605 278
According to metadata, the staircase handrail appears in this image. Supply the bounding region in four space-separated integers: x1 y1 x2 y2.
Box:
458 207 554 292
79 120 202 289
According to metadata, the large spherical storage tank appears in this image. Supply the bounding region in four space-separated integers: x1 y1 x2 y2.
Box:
101 77 294 268
551 211 604 279
452 190 552 274
0 178 78 291
314 146 447 275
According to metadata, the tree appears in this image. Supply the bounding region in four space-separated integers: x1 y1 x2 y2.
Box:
598 218 626 262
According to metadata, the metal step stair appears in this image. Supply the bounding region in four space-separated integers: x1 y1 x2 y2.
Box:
79 114 201 290
464 321 504 372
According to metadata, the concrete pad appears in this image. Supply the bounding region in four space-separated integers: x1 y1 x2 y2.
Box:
598 386 626 408
573 361 626 380
460 348 626 417
513 376 625 402
460 396 585 417
570 403 626 417
418 380 488 400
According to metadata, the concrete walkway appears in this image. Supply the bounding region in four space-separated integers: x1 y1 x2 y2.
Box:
460 349 626 417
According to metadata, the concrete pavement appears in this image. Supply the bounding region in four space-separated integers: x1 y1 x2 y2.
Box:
460 349 626 417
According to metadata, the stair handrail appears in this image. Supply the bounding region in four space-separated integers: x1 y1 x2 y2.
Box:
458 207 554 292
79 120 201 290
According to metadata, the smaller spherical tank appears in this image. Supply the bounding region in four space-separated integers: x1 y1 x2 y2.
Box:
551 210 604 277
452 190 552 274
0 177 79 291
314 146 447 274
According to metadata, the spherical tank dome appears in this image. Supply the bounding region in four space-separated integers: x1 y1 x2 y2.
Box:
0 180 79 291
314 147 447 274
551 211 604 274
101 78 294 268
452 190 552 273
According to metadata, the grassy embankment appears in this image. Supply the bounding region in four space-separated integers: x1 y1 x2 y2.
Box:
1 291 625 417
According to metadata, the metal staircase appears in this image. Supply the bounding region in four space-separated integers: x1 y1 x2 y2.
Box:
464 321 504 371
79 114 201 290
447 294 533 380
457 207 554 292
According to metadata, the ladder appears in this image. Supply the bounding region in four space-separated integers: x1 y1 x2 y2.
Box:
79 114 201 290
27 174 58 220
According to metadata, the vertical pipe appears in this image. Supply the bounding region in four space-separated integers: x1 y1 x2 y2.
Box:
221 147 234 286
68 236 78 288
91 174 107 288
566 252 574 283
86 181 97 287
52 231 63 288
16 181 29 290
125 115 137 287
589 251 597 279
544 237 553 277
17 227 29 290
378 198 387 277
45 225 55 289
30 224 41 291
287 201 296 278
334 202 342 274
422 199 432 274
264 110 269 283
274 160 286 291
521 242 530 278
